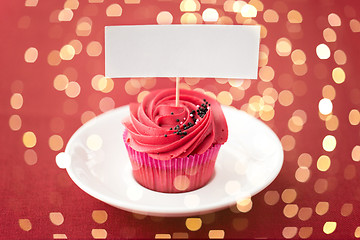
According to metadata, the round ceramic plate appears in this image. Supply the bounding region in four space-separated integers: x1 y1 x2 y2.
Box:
57 105 283 217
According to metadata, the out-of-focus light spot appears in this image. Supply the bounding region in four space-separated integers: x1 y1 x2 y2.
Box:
325 115 339 131
49 212 64 226
9 115 22 131
49 135 64 151
292 64 308 76
87 134 103 151
322 85 336 100
91 229 107 239
54 74 69 91
24 47 38 63
180 0 198 12
180 13 199 24
25 0 38 7
64 0 79 10
69 39 82 55
10 93 23 110
334 50 347 65
323 222 337 234
295 167 310 183
282 227 298 239
263 9 279 23
283 204 298 218
208 230 225 239
322 135 336 152
106 4 122 17
241 4 257 17
287 10 302 23
125 79 141 95
23 131 37 148
154 234 171 239
173 175 190 191
355 227 360 238
19 219 32 231
291 49 306 65
140 77 156 89
137 91 150 103
186 218 202 231
328 13 341 27
298 153 312 167
99 97 115 112
53 234 68 239
58 8 73 21
217 91 233 106
217 16 234 25
24 149 37 165
81 111 96 124
76 17 92 36
318 98 332 115
316 44 330 59
259 105 275 121
65 82 80 98
86 41 102 57
352 145 360 162
323 28 336 42
48 50 61 66
236 198 252 213
341 203 353 217
276 38 292 56
317 155 331 172
202 8 219 22
281 189 297 203
281 135 295 151
332 67 345 84
344 164 356 180
264 191 279 205
232 1 246 13
350 19 360 32
288 116 304 133
316 202 329 215
299 227 313 239
124 0 140 3
157 11 173 24
259 66 274 82
185 77 201 86
92 210 108 224
314 178 328 194
278 90 294 106
60 45 75 60
298 207 312 221
248 95 264 112
232 217 248 231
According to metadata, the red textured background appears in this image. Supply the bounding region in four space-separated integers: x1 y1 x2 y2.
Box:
1 0 360 239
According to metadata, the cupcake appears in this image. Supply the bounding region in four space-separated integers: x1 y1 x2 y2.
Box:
122 88 228 193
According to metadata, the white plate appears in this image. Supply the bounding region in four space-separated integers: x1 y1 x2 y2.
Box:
57 105 283 217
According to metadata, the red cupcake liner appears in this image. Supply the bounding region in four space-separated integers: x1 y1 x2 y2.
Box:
123 133 220 193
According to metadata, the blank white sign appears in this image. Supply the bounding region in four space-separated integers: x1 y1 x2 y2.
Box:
105 25 260 79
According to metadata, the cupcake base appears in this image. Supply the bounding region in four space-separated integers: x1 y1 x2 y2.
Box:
124 139 220 193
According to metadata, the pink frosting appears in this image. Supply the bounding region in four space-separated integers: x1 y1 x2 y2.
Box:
122 88 228 160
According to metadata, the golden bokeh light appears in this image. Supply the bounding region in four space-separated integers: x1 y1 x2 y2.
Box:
322 85 336 100
264 190 280 205
344 164 356 180
291 49 306 65
341 203 353 217
299 227 313 239
314 178 328 194
180 13 199 24
173 175 190 191
352 145 360 162
241 4 257 18
60 44 75 60
322 135 336 152
282 227 298 239
157 11 173 25
53 234 68 239
298 153 312 168
24 149 37 165
292 63 308 76
259 66 274 82
48 50 61 66
323 221 337 234
281 189 297 203
217 91 233 106
81 111 96 124
125 79 141 95
180 0 198 12
137 91 150 103
106 4 122 17
208 230 225 239
278 90 294 106
259 105 275 121
58 8 73 21
325 115 339 131
317 155 331 172
355 227 360 238
76 17 92 36
23 131 37 148
323 28 336 42
287 10 302 23
54 74 69 91
295 167 310 183
92 210 108 224
283 204 298 218
86 41 102 57
91 229 107 239
9 114 22 131
64 0 79 10
202 8 219 22
263 9 279 23
24 47 38 63
236 198 252 213
316 202 329 215
65 81 81 98
281 135 295 151
298 207 312 221
10 93 23 110
69 39 82 54
232 1 246 13
288 116 304 133
99 97 115 112
49 212 64 226
19 219 32 231
186 218 202 231
332 67 345 84
25 0 38 7
318 98 332 115
276 38 292 56
155 234 171 239
316 44 330 59
328 13 341 27
49 135 64 151
334 50 347 65
349 109 360 125
350 19 360 32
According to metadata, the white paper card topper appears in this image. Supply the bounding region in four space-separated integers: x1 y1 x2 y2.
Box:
105 25 260 79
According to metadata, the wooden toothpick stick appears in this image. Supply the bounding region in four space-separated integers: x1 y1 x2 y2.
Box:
175 77 180 107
